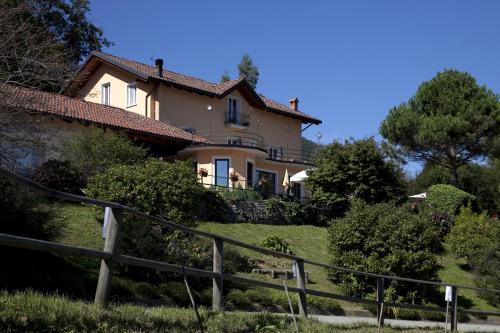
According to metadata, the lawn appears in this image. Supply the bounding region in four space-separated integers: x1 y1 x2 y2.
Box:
0 290 448 333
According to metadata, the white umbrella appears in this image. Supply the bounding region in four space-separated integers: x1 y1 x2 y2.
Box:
409 192 427 199
290 170 310 183
282 169 290 188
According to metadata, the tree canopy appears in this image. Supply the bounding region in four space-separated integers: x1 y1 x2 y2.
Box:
307 137 406 217
238 53 259 89
380 69 500 185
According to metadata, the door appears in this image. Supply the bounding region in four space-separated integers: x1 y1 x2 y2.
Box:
256 170 277 195
246 162 254 188
228 97 240 124
215 159 229 187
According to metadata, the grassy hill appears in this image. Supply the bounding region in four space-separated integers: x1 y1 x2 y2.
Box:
6 202 497 315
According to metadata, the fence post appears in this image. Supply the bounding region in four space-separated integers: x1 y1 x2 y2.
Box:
296 259 308 318
212 238 224 310
94 207 122 307
376 278 385 327
450 286 458 332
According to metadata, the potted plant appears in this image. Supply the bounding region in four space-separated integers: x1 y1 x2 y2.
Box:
198 167 208 183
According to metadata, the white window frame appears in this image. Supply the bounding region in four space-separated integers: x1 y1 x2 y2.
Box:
101 82 111 105
126 83 137 107
227 96 241 124
212 156 232 186
269 146 283 160
227 136 242 145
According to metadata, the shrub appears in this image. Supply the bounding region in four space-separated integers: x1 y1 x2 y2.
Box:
328 200 440 302
426 184 476 216
308 137 406 218
445 205 499 265
62 128 148 177
263 196 320 225
32 159 85 194
474 245 500 306
261 235 295 255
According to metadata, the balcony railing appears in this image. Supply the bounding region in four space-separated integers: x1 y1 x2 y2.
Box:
266 146 316 165
191 130 265 150
224 111 250 127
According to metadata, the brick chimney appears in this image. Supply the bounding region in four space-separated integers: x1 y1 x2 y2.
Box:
289 97 299 111
155 58 164 77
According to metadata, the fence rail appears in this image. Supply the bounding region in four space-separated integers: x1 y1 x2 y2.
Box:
0 166 499 331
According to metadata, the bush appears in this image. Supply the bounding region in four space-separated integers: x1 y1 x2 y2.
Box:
474 245 500 306
32 159 85 194
426 184 476 216
62 128 148 177
261 235 295 255
308 137 406 218
328 200 440 302
263 196 320 225
445 205 499 265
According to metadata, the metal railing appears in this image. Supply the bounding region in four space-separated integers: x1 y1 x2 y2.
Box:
224 111 250 127
266 146 316 165
0 166 499 332
190 130 265 150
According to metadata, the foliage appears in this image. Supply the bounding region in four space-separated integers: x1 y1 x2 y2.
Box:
409 162 500 213
6 0 111 66
302 136 322 162
446 205 499 265
426 184 476 216
238 53 259 89
328 200 440 302
474 244 500 306
62 128 148 177
380 69 500 185
261 235 295 255
308 137 406 218
263 196 321 226
217 186 262 202
220 70 231 83
32 159 85 194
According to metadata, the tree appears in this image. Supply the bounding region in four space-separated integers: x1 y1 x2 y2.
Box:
220 70 230 83
238 53 259 89
380 69 500 185
307 137 406 217
328 200 440 302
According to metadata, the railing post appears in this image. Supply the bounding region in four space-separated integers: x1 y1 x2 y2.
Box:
212 238 224 310
295 259 308 318
94 207 122 307
376 278 385 327
450 286 458 332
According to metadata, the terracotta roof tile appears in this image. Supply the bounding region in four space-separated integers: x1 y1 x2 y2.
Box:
89 51 321 124
1 84 206 143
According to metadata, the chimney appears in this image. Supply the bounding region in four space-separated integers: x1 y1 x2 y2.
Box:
155 58 164 77
289 97 299 111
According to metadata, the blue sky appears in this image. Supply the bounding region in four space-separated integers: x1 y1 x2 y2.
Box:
88 1 500 175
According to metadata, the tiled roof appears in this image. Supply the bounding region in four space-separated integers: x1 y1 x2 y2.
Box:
81 51 321 124
0 84 207 143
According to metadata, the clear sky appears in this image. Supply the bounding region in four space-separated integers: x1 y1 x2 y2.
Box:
88 1 500 175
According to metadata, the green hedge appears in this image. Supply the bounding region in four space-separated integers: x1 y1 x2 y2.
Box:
426 184 476 216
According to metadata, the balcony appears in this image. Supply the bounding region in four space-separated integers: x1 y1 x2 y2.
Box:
191 130 265 150
266 146 316 166
225 111 250 128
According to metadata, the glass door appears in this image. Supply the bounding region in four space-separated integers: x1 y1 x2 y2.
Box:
215 159 229 187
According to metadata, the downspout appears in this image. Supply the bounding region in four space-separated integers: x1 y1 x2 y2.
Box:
145 83 159 118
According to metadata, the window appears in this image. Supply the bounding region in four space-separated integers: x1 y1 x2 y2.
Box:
214 159 229 187
256 170 277 195
101 83 110 105
227 97 240 124
246 161 254 187
127 83 136 107
269 146 283 160
227 136 242 145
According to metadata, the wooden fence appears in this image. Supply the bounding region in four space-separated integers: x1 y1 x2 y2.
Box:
0 166 499 332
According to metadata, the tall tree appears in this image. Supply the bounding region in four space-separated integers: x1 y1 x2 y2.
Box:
307 137 406 217
380 69 500 185
220 70 230 83
237 53 259 89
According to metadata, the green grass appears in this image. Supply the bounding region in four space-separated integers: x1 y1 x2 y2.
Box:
0 290 446 333
437 244 499 312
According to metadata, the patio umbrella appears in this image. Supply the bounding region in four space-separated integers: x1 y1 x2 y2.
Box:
409 192 427 199
290 170 310 183
282 169 290 189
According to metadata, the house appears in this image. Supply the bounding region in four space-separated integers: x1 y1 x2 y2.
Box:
62 51 322 198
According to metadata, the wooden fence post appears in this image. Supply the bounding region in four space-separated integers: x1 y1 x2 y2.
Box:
296 259 308 318
212 238 224 310
450 286 458 332
376 278 385 327
94 207 122 307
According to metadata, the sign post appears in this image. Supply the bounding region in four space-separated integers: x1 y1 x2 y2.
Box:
445 285 453 332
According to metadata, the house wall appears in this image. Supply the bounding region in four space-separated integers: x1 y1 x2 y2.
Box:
158 84 303 152
79 65 150 117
